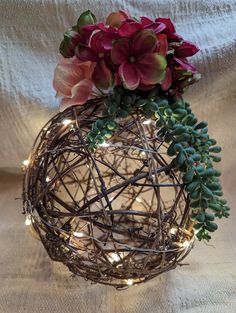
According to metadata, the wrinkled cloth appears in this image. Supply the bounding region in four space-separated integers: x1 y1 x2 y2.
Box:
0 1 236 312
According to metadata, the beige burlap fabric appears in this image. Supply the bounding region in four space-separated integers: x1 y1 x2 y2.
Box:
0 0 236 312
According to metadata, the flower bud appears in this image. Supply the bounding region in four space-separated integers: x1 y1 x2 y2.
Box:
59 30 83 58
77 10 97 34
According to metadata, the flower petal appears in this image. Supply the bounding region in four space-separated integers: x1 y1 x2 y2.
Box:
137 53 167 85
118 21 143 37
53 59 95 96
132 29 157 56
119 62 140 90
175 41 199 57
174 57 197 73
140 16 154 27
76 44 98 61
90 31 106 53
106 10 130 27
111 38 131 65
156 34 168 56
92 60 113 90
155 18 175 33
59 79 94 111
161 67 172 90
102 33 118 50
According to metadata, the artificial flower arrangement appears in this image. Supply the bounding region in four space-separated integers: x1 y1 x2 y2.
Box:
53 9 229 242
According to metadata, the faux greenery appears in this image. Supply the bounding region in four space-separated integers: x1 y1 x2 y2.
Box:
86 86 230 241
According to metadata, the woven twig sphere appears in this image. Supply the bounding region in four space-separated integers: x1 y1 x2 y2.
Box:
22 101 194 288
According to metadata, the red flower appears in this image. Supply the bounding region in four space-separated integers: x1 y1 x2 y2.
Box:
111 29 167 90
76 31 114 90
175 41 199 58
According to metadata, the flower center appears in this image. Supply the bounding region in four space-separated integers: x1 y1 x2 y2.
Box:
98 52 104 58
129 56 136 63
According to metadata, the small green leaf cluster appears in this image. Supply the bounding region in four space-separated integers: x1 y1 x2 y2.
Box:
86 118 118 150
138 93 229 241
103 86 137 119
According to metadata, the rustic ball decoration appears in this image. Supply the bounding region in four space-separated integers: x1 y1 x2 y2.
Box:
22 101 194 289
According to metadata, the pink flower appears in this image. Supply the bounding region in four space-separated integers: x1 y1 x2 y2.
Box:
106 10 130 27
111 29 167 90
53 58 95 111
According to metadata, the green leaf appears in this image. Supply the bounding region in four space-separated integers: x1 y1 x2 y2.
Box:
136 99 148 107
175 151 185 167
202 185 213 199
186 180 200 192
190 190 200 199
205 221 218 232
196 213 205 223
170 124 186 135
209 146 221 153
194 121 208 130
183 168 195 183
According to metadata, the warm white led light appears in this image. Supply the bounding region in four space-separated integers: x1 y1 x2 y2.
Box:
22 159 30 167
45 176 51 182
135 197 142 203
109 252 123 263
73 231 85 238
181 240 190 248
170 227 177 235
126 279 134 286
143 119 151 125
99 141 110 147
25 215 32 226
62 119 72 126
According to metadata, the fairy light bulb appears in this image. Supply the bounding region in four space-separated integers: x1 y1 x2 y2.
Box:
73 231 85 238
99 141 110 147
170 227 177 235
181 240 191 248
62 119 72 126
22 159 30 167
109 252 123 263
135 197 142 203
126 279 134 286
25 214 32 226
45 176 51 182
143 119 151 125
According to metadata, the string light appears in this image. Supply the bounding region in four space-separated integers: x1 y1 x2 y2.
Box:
135 197 142 203
73 231 85 238
22 159 30 167
45 176 51 182
143 119 151 125
126 279 134 286
25 214 32 226
170 227 177 235
99 141 110 147
62 119 72 126
181 240 191 248
109 252 123 263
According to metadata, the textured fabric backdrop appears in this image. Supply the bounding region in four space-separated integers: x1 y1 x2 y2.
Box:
0 1 236 312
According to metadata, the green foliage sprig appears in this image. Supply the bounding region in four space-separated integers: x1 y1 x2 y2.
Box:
86 86 230 241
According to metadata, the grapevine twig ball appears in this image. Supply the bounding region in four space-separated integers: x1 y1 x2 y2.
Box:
23 103 194 288
22 9 229 288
